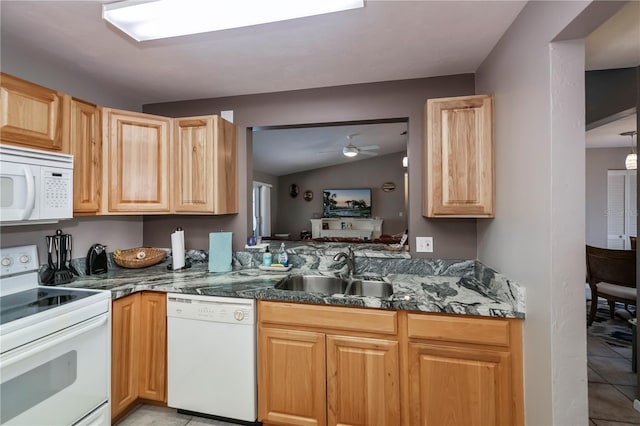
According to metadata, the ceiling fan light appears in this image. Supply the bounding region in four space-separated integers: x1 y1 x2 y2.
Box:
626 153 637 170
343 146 358 157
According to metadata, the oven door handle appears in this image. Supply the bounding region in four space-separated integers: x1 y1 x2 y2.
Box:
21 165 36 220
0 314 108 368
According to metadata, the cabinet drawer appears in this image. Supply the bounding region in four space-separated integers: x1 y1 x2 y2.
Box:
407 313 510 347
259 301 397 336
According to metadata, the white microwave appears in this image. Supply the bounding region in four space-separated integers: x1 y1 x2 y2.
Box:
0 144 73 225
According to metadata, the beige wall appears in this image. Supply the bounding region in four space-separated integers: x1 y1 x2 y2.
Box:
275 152 407 237
586 147 631 248
144 75 478 258
476 1 623 424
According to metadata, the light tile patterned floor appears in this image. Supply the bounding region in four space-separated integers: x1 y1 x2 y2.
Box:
115 405 237 426
588 331 640 425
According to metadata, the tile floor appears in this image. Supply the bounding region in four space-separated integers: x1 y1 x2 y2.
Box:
115 405 237 426
116 332 639 426
588 329 640 425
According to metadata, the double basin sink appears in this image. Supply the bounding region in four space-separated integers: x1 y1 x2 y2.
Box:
274 274 393 298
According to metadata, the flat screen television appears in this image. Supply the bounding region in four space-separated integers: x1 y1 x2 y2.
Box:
322 188 372 218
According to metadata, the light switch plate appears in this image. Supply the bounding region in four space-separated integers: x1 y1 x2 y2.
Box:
416 237 433 253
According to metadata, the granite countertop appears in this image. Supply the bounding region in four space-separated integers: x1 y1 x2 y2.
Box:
61 243 525 319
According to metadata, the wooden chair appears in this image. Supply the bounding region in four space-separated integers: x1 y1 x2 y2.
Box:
586 245 636 326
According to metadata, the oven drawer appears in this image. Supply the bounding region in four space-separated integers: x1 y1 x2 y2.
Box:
0 313 110 425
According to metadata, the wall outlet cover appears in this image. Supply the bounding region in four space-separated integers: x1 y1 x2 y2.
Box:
416 236 433 253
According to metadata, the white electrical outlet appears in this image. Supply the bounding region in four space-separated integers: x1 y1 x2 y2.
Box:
416 237 433 253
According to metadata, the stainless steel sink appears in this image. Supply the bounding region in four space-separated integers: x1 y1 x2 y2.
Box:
345 280 394 297
274 275 393 298
275 275 347 294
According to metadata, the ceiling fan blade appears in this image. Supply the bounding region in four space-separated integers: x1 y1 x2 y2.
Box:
359 151 378 156
359 144 380 151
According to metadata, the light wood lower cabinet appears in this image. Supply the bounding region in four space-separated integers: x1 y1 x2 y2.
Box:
259 328 327 426
112 293 140 420
258 301 399 426
326 335 400 426
402 312 524 426
111 292 167 422
259 302 523 426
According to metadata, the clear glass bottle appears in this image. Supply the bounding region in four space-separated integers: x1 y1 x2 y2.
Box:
278 242 288 267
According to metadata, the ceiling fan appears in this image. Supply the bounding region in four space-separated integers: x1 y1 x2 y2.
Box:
340 135 379 157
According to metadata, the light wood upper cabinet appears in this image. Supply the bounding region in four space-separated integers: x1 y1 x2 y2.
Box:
0 72 65 152
402 312 524 426
111 293 140 421
424 94 494 218
173 115 238 214
67 97 102 214
103 108 171 213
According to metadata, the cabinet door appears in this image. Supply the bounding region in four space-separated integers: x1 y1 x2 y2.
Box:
111 293 140 420
0 73 64 151
425 94 494 217
407 342 512 426
326 335 400 426
69 97 102 213
258 327 326 426
174 117 214 212
104 109 171 212
213 117 238 214
174 116 238 214
138 292 167 402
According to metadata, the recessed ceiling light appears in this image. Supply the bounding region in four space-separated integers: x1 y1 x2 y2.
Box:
103 0 365 42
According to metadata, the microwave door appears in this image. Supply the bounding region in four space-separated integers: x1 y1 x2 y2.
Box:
0 162 38 221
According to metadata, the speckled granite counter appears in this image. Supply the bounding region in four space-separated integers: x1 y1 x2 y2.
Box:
61 243 525 319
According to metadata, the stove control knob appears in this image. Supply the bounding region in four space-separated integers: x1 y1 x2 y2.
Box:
1 257 12 267
19 255 30 264
234 310 245 321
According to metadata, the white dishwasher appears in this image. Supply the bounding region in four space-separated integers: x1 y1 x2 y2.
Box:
167 294 257 423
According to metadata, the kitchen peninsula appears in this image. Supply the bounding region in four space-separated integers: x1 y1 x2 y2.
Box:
65 242 525 426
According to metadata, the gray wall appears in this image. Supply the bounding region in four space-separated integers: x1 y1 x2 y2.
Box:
1 33 141 111
0 35 145 263
275 152 406 237
586 147 630 248
144 74 477 258
0 217 143 266
476 1 624 424
586 67 639 126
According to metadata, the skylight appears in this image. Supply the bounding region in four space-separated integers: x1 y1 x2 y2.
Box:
103 0 365 42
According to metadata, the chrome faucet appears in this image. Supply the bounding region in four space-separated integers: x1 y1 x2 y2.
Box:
333 246 356 278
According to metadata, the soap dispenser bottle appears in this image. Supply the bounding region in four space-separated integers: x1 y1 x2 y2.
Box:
278 242 288 267
263 246 272 267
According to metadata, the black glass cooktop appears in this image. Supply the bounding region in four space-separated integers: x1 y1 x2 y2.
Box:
0 287 94 325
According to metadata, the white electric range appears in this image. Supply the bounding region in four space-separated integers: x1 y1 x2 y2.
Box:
0 245 111 426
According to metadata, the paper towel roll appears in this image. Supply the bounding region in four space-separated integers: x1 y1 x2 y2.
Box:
171 228 185 270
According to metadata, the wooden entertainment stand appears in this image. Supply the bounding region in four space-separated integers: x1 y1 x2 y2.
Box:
310 218 383 240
